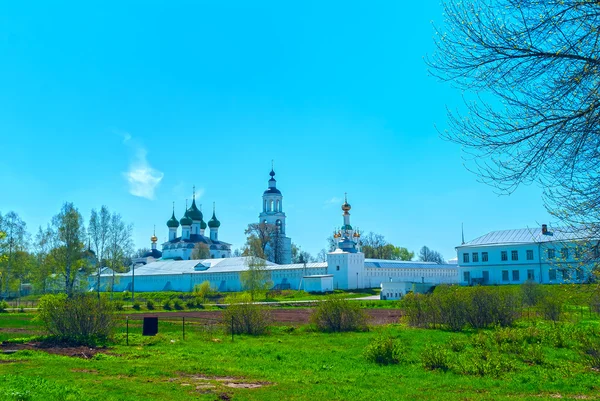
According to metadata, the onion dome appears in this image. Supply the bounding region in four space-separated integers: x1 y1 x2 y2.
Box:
167 210 180 228
208 204 221 228
341 193 351 213
180 207 193 226
200 219 207 230
342 224 353 231
188 187 203 221
151 234 158 243
264 167 282 195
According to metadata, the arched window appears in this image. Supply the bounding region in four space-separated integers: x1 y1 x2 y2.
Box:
275 199 280 212
269 199 274 211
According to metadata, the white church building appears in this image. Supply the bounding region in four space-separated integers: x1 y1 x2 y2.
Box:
94 193 458 293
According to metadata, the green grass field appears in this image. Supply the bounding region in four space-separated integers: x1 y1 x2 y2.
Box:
1 284 599 400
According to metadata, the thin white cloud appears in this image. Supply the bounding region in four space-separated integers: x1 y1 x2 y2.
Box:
325 197 342 205
122 135 164 200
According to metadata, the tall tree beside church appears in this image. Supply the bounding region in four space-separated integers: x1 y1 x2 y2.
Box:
32 225 54 294
191 243 210 260
47 203 89 297
418 246 446 265
240 256 272 301
427 0 600 232
243 222 283 263
105 212 133 296
0 211 29 296
89 206 110 298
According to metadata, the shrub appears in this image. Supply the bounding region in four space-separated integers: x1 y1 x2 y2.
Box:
364 335 408 365
421 344 450 371
581 338 600 369
0 300 10 313
521 280 542 307
539 295 562 322
590 292 600 315
146 300 155 310
193 281 215 303
522 344 544 365
132 302 141 311
162 300 172 310
173 299 184 310
113 301 124 311
222 293 271 335
448 337 467 353
310 295 368 332
436 286 468 331
37 294 116 345
185 299 197 309
455 349 513 377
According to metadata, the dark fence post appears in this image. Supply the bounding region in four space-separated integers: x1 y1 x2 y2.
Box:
183 317 185 340
126 317 129 346
231 315 234 342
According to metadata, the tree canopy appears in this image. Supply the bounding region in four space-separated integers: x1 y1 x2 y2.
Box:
428 0 600 230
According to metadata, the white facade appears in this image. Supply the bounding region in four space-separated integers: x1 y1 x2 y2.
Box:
303 275 334 293
457 226 597 285
258 168 292 264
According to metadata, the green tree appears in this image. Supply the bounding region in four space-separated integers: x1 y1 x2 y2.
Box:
193 280 214 303
48 203 89 297
240 256 272 301
89 206 110 298
105 212 133 298
0 211 29 297
32 225 54 294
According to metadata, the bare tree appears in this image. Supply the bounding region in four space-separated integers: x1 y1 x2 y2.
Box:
191 243 210 260
316 248 328 262
243 222 283 263
32 225 54 294
418 246 446 265
89 206 110 298
428 0 600 231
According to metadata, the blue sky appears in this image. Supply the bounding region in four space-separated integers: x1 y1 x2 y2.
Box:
0 1 553 260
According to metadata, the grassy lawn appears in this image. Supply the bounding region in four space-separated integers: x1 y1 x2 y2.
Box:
1 312 599 401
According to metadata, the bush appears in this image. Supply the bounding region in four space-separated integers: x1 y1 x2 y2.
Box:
0 300 9 313
310 295 368 332
539 295 562 322
581 338 600 369
37 294 116 345
113 301 124 311
448 337 467 353
364 335 408 365
222 294 271 335
132 302 141 311
162 300 172 310
421 344 450 371
173 299 184 310
146 300 155 310
521 280 542 307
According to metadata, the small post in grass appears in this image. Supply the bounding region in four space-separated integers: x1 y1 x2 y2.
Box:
231 315 234 342
182 316 185 340
126 316 129 346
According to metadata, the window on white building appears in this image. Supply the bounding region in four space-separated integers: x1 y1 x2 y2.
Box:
527 269 534 280
549 269 556 281
511 250 518 261
502 270 509 281
463 253 470 263
512 270 520 281
463 271 470 283
472 252 479 262
482 271 489 282
526 250 534 260
562 269 570 280
561 248 569 260
482 252 488 262
501 251 508 261
577 269 584 281
548 249 556 259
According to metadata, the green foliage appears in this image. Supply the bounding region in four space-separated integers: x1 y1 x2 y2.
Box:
173 299 184 310
113 301 124 311
132 302 141 311
521 280 542 307
364 335 409 365
193 280 214 303
162 300 172 310
240 256 272 300
0 300 9 313
36 294 116 345
0 374 81 401
146 300 155 310
448 337 467 353
538 294 563 321
310 295 368 332
222 293 271 335
421 344 450 371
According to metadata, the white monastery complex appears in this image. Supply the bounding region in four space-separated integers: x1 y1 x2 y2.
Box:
94 167 598 297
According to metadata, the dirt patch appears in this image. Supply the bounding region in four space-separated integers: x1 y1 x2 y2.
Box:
0 328 37 334
71 368 99 374
0 342 109 359
129 308 403 325
0 359 22 364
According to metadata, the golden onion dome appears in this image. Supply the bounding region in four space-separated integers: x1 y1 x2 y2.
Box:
151 235 158 243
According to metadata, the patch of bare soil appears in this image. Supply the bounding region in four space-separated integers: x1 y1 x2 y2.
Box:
171 372 272 398
131 308 403 325
0 341 109 359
